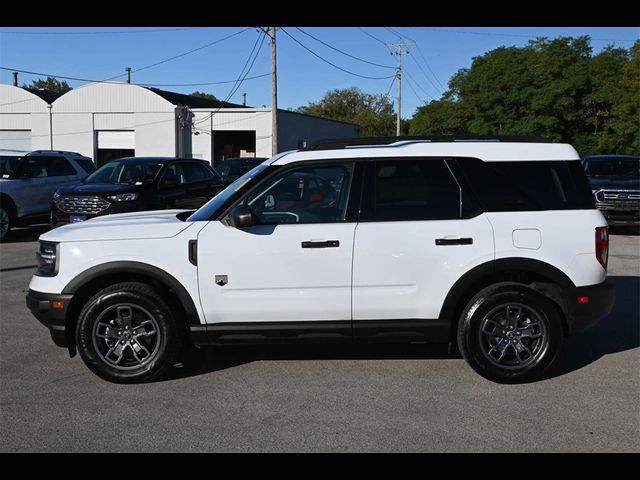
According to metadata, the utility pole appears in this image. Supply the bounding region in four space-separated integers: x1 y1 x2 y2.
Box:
386 41 414 136
270 27 278 155
242 93 247 107
125 67 131 84
12 72 18 87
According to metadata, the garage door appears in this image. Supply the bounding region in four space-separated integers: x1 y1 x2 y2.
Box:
97 130 135 149
0 130 32 156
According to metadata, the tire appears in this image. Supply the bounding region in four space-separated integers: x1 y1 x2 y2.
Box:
457 282 563 384
76 282 185 383
0 205 12 241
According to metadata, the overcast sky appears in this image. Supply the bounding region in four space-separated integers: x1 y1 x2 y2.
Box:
1 26 638 118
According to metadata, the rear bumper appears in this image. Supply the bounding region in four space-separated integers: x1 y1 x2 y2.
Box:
26 289 73 347
561 280 616 335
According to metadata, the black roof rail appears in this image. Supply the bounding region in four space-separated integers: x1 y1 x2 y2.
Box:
301 135 550 151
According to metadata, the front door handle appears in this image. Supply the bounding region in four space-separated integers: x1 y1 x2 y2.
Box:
435 237 473 246
301 240 340 248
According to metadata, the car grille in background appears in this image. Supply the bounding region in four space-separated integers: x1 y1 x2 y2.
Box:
57 196 110 214
595 189 640 203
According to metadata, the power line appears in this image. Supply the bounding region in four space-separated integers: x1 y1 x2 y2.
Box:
124 28 253 77
356 27 389 47
279 28 395 81
295 27 395 69
0 27 211 35
412 44 446 92
384 27 447 94
404 73 427 106
408 53 443 96
404 69 430 103
385 76 396 97
193 30 268 127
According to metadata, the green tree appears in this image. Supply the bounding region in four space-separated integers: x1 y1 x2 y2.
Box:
22 77 72 94
297 87 396 136
409 36 639 155
190 91 218 101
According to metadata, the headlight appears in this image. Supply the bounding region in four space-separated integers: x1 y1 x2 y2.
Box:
36 241 59 277
107 193 139 202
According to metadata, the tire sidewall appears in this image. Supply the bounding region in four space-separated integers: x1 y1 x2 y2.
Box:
458 285 563 383
77 287 177 383
0 206 11 240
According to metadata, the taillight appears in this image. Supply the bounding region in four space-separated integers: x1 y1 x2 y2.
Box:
595 226 609 270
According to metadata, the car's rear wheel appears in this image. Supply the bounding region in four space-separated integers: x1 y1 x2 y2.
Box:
76 282 184 383
457 282 563 383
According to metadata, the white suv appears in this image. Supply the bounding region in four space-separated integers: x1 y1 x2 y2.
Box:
26 137 615 383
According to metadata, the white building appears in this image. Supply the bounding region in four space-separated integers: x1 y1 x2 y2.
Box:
0 83 359 167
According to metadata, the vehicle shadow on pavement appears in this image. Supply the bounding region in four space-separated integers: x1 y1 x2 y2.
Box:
1 224 50 244
164 343 452 381
544 275 640 380
164 275 638 382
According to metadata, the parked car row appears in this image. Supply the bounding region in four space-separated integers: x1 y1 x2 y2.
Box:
1 152 269 240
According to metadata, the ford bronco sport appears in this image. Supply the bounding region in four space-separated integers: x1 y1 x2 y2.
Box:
26 137 615 383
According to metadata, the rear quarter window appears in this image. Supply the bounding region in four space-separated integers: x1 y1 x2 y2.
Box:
455 159 594 211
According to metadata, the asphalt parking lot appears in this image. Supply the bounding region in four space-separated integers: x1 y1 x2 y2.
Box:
0 225 638 452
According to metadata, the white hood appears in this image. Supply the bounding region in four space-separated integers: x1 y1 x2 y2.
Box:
41 209 196 242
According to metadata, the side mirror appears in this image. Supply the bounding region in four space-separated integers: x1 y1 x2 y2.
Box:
228 205 255 228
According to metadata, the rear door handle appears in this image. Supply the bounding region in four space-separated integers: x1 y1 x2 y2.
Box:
435 237 473 246
301 240 340 248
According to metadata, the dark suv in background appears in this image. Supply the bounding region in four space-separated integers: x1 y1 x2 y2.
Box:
50 157 224 226
583 155 640 227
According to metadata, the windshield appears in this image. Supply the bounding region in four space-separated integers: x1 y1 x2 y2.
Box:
85 159 164 185
188 164 270 222
584 157 640 177
0 156 22 178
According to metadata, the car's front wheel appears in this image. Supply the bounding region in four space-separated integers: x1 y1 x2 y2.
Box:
457 282 563 383
76 282 184 383
0 206 12 241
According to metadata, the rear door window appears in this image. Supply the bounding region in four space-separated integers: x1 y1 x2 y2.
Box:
360 159 461 221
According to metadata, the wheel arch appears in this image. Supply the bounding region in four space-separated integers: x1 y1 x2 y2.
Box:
440 258 575 341
62 261 203 356
0 192 18 218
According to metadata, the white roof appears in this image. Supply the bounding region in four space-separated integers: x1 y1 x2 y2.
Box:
269 141 580 165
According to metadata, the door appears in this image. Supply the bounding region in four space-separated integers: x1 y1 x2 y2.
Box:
352 159 495 338
196 162 357 329
156 162 191 209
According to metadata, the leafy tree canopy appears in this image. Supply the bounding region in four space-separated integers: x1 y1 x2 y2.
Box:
410 37 639 156
297 87 397 137
22 77 72 94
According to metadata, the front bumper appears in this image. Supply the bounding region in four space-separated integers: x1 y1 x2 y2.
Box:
26 289 74 347
561 280 616 335
595 203 640 226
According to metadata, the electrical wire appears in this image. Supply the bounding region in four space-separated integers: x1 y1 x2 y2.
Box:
295 27 395 69
280 28 396 81
412 44 446 92
193 30 268 127
356 27 390 47
0 27 211 35
404 68 431 103
385 75 396 98
408 53 443 96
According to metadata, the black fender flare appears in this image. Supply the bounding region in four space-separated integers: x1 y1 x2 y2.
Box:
438 257 575 324
62 261 203 327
